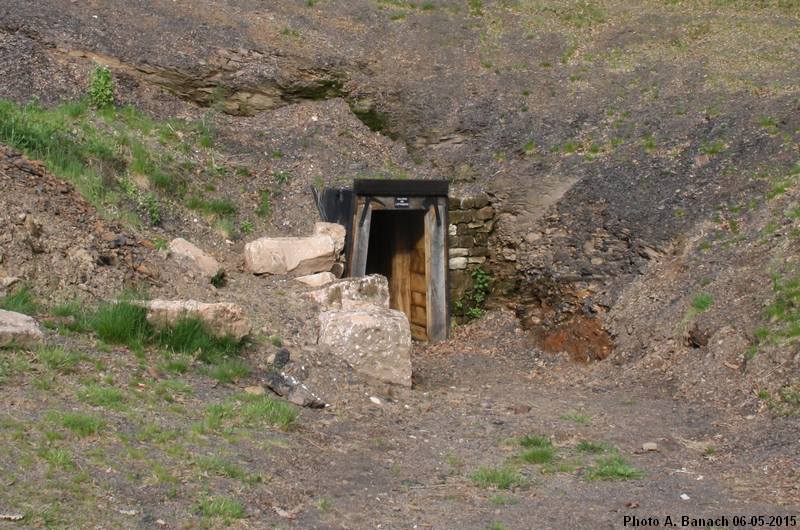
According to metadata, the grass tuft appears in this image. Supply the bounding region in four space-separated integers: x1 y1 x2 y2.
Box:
471 466 524 490
37 347 82 374
240 394 298 430
89 300 150 347
585 456 643 481
0 286 39 315
196 497 245 519
52 411 105 437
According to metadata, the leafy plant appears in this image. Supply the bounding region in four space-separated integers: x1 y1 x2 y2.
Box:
89 65 115 109
256 190 272 217
456 267 492 321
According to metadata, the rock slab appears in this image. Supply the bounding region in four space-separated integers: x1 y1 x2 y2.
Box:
318 307 412 387
295 271 336 287
143 300 251 340
308 274 390 311
244 222 345 276
169 238 222 278
0 309 44 347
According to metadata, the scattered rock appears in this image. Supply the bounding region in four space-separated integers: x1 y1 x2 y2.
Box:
308 274 390 311
318 306 412 387
295 271 336 287
264 372 326 408
168 238 222 278
244 385 265 395
273 347 290 368
642 442 658 452
0 276 20 291
685 323 710 348
244 222 344 276
0 309 44 347
141 300 251 340
369 396 382 405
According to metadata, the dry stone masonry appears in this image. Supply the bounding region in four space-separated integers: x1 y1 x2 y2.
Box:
447 191 495 303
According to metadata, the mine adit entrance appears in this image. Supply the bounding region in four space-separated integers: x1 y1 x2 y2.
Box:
316 179 450 343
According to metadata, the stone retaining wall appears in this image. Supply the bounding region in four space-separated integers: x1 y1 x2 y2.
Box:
447 191 495 304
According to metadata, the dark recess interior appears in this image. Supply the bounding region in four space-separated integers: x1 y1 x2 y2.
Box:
366 210 428 340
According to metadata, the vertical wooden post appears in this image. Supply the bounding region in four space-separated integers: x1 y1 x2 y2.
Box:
425 197 449 343
350 199 372 277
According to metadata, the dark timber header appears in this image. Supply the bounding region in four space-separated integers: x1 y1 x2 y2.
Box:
353 179 449 197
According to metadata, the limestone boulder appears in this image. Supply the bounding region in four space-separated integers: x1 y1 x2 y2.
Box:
169 238 222 278
0 309 44 347
318 307 412 387
308 274 389 311
244 222 345 276
143 300 251 340
295 272 336 287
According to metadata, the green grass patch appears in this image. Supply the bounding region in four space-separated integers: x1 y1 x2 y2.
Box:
52 411 105 437
240 394 298 430
691 293 714 312
196 456 247 480
521 445 555 464
201 359 251 384
560 410 590 424
40 447 76 470
77 383 125 409
187 196 237 217
0 286 39 315
576 440 612 453
520 434 550 448
471 466 523 490
585 456 643 481
89 299 150 348
155 317 242 364
196 497 245 520
36 346 82 374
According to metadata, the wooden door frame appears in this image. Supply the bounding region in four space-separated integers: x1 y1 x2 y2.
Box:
348 196 449 343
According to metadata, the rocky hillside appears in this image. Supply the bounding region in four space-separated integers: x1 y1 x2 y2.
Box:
0 0 798 527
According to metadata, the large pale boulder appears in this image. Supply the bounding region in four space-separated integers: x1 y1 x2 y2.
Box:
244 222 346 276
0 309 44 347
308 274 389 311
143 300 251 340
318 307 412 387
169 238 222 278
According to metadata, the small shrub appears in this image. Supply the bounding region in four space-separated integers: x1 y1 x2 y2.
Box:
471 466 523 490
89 65 115 109
273 170 293 184
585 456 643 481
691 293 714 312
210 270 227 288
256 190 272 217
0 286 38 315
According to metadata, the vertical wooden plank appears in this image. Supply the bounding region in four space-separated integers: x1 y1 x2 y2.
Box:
350 199 371 277
425 198 448 343
390 215 412 319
